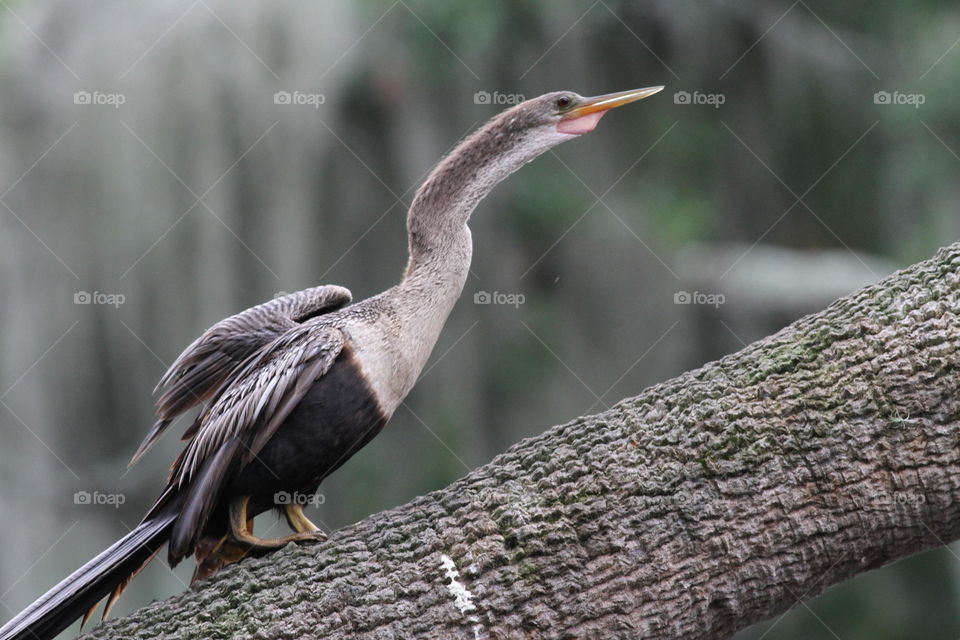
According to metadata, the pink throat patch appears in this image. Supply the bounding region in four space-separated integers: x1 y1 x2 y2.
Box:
557 111 606 135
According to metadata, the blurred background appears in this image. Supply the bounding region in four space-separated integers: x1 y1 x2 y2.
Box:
0 1 957 637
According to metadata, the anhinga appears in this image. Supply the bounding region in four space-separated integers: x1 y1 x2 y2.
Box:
0 85 663 640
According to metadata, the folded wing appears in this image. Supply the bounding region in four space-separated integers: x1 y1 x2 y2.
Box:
165 321 346 564
129 285 351 467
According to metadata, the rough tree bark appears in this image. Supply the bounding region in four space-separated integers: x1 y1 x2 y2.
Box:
84 243 960 640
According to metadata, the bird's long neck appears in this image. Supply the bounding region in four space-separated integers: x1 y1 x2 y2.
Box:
400 113 558 295
353 109 568 415
401 141 492 294
399 164 477 299
366 116 551 410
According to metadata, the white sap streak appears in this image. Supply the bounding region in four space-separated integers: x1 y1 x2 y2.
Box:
440 554 485 639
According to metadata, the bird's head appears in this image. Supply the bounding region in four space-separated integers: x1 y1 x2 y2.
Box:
409 85 664 236
460 86 665 179
497 86 664 141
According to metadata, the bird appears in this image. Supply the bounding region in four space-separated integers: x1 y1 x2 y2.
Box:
0 85 663 640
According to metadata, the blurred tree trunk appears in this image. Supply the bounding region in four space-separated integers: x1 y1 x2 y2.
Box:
84 243 960 639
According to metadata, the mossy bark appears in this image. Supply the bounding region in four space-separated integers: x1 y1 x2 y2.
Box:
85 243 960 639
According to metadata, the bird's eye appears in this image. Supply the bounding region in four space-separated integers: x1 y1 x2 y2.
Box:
556 95 572 110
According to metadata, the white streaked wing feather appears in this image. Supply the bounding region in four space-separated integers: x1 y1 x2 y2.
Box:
173 322 345 485
134 286 350 468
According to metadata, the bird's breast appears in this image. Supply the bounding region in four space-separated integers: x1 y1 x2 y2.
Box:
343 289 459 416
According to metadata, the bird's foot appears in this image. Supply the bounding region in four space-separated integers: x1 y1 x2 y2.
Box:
283 503 325 535
230 530 325 553
288 529 328 545
227 495 327 554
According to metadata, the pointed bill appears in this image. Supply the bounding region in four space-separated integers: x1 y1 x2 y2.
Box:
557 85 664 135
564 86 665 119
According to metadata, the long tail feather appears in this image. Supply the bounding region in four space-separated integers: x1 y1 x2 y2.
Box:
0 502 179 640
100 543 162 623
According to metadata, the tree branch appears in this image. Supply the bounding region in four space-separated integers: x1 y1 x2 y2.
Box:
85 243 960 640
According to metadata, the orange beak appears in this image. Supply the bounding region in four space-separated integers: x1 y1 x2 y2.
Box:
557 86 663 135
561 86 665 119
